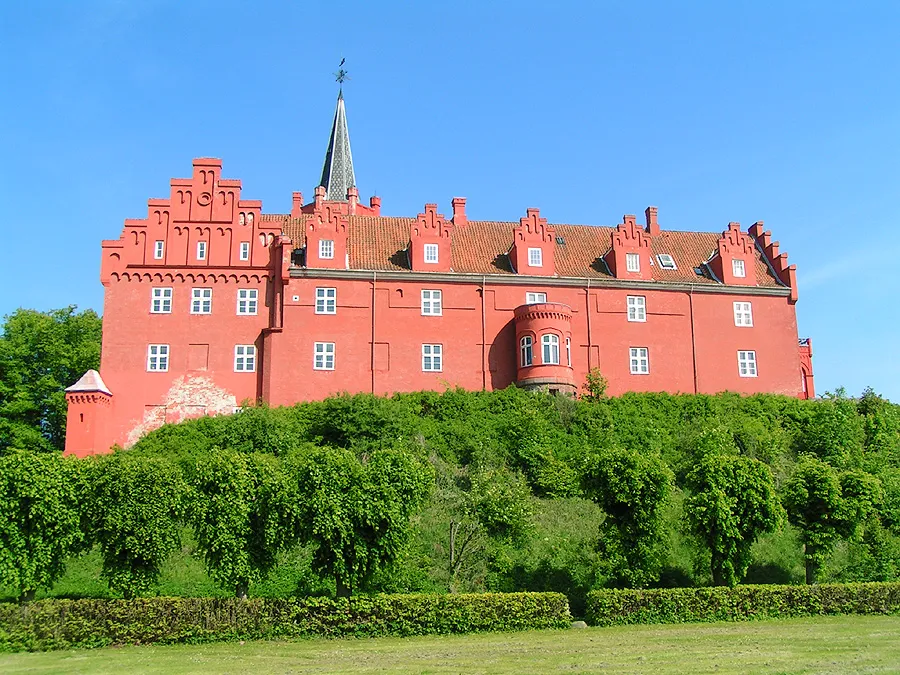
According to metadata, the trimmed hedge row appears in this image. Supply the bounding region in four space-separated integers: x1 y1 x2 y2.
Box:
0 591 571 652
586 582 900 626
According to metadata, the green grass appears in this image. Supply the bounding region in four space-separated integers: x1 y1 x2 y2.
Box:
2 615 898 674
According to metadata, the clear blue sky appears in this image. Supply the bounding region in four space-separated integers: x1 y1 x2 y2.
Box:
1 1 898 400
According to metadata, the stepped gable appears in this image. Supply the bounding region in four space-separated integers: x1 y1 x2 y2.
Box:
278 214 781 285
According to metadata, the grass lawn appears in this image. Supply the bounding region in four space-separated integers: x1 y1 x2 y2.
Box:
2 615 899 675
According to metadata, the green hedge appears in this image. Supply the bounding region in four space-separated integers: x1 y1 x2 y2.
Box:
0 591 570 652
586 582 900 626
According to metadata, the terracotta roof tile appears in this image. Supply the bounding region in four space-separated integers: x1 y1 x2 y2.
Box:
275 213 782 287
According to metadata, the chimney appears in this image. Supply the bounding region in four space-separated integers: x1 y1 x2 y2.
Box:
452 197 467 227
645 206 659 236
369 195 382 216
291 192 303 218
314 185 326 210
347 186 359 214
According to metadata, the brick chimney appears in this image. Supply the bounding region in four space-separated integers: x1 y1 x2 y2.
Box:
452 197 467 227
291 192 303 218
645 206 659 236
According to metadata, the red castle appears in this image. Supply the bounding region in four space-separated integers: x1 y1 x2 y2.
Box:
64 91 815 457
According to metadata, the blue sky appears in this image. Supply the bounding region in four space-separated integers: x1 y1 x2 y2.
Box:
1 1 898 399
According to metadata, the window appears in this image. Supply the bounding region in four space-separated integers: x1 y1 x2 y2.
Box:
191 288 212 314
656 254 677 270
526 292 547 304
237 289 258 315
520 336 533 367
424 243 439 264
732 258 746 278
626 253 640 272
738 350 757 377
627 295 646 322
733 301 753 327
566 336 571 366
147 344 169 372
234 345 256 372
240 242 250 261
154 241 164 260
528 247 543 267
151 287 172 314
315 287 337 314
319 239 334 259
422 344 443 371
630 347 649 375
197 241 207 260
421 289 442 316
313 342 335 370
542 334 560 365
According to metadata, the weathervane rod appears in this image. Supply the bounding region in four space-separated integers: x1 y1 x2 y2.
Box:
334 57 349 93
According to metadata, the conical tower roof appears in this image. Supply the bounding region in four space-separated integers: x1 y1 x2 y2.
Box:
319 91 356 201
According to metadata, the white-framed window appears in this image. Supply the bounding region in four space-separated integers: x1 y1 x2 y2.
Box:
313 342 335 370
656 254 677 270
237 289 258 315
421 289 442 316
424 243 439 264
191 288 212 314
147 344 169 372
150 287 172 314
234 345 256 372
542 334 560 365
528 247 543 267
732 258 746 278
197 241 207 260
566 336 571 366
520 335 533 367
627 295 646 322
738 350 758 377
315 287 337 314
626 253 640 272
239 242 250 261
526 292 547 304
154 240 165 260
630 347 649 375
733 301 753 327
319 239 334 259
422 344 443 371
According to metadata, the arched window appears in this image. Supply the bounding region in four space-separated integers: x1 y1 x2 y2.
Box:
542 334 560 365
520 335 533 367
566 336 571 367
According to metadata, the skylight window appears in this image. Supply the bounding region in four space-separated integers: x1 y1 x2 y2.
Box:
656 254 677 270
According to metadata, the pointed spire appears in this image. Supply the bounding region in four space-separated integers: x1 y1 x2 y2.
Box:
319 90 357 201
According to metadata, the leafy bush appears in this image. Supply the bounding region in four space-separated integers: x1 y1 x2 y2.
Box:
0 591 571 652
585 582 900 626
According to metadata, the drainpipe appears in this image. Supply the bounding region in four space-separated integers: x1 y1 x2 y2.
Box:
481 276 487 390
371 271 376 394
585 279 593 371
689 284 698 394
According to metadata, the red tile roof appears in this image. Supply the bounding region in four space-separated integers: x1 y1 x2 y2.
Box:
274 214 782 287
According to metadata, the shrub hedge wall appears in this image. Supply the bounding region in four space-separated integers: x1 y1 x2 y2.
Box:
0 591 571 652
586 582 900 626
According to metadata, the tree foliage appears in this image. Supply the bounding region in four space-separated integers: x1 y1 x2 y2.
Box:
289 447 433 596
188 449 296 598
89 452 186 598
582 447 673 587
0 451 87 600
0 307 102 453
685 436 782 586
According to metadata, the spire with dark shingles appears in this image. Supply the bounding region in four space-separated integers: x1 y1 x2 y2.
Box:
319 90 356 201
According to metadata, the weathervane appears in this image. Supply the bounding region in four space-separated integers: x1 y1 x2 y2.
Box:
334 57 349 88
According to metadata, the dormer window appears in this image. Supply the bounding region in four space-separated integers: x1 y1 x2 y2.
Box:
626 253 640 272
319 239 334 259
528 247 543 267
656 254 677 270
196 241 207 261
424 243 439 264
154 241 164 260
732 259 746 278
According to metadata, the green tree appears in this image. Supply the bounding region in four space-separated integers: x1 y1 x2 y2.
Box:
797 391 865 468
582 447 673 588
290 447 433 597
188 449 296 598
686 450 782 586
0 451 87 601
89 452 186 598
0 307 102 453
